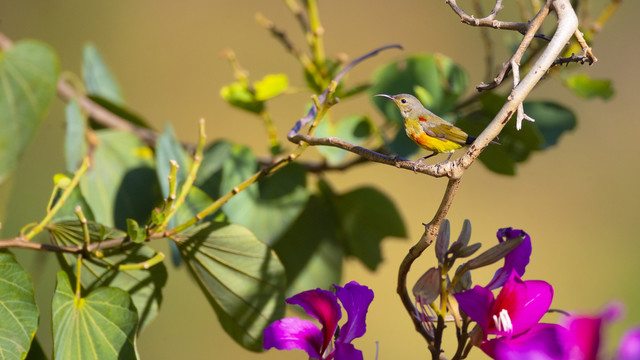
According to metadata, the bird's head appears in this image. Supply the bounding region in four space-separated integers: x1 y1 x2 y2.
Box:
374 93 423 118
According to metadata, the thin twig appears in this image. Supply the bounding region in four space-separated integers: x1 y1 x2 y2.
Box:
550 53 595 67
477 1 552 91
445 0 527 31
57 78 158 145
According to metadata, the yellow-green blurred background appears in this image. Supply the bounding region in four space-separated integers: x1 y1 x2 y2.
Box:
1 1 639 359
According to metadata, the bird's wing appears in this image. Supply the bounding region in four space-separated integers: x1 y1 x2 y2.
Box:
421 122 469 145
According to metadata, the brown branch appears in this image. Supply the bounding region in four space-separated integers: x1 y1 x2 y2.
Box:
445 0 528 31
573 29 598 63
551 53 595 67
476 1 552 91
0 235 127 254
396 178 462 347
392 0 580 349
288 134 455 177
56 79 159 145
255 13 306 60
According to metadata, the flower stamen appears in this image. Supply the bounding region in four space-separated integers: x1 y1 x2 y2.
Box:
492 309 514 337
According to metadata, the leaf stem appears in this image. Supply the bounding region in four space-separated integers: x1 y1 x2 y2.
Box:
24 157 89 241
73 205 90 301
118 252 165 270
157 120 207 231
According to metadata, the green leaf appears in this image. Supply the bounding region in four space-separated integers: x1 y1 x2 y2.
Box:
455 93 544 175
174 186 215 225
564 74 614 100
220 145 309 245
82 43 124 105
220 82 263 114
0 40 59 184
524 101 577 149
155 123 190 198
335 186 406 270
64 98 87 173
49 221 167 332
79 130 158 229
51 186 95 222
195 140 233 200
126 218 145 243
178 222 286 351
274 193 343 296
315 115 372 165
0 251 39 360
254 74 288 101
52 271 138 359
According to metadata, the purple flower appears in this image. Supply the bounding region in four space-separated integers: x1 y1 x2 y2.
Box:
616 328 640 360
562 302 640 360
263 281 374 360
455 270 567 360
486 228 532 290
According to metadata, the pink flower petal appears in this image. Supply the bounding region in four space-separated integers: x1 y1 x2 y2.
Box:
287 288 342 355
263 317 324 358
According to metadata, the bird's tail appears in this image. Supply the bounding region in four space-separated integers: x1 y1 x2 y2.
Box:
466 136 500 145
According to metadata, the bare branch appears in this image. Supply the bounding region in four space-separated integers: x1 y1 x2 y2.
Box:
551 53 596 67
288 133 456 177
477 1 552 91
56 79 158 145
445 0 528 31
573 29 598 63
393 0 580 348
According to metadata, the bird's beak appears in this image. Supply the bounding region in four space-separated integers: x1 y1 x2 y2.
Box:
374 94 393 100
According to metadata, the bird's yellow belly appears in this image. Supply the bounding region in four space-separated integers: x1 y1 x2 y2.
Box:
405 127 462 153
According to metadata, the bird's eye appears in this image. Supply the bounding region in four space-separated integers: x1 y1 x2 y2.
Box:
401 99 407 104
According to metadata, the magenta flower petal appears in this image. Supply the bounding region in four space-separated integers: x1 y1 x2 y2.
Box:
287 288 342 355
263 317 324 358
481 323 568 360
563 315 602 360
562 301 626 360
493 272 553 336
333 342 364 360
616 327 640 360
454 285 495 334
486 228 532 290
335 281 374 344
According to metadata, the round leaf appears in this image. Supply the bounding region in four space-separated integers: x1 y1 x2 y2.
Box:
0 40 59 183
52 271 138 359
564 73 614 100
178 222 286 351
49 220 167 332
220 145 309 245
314 115 372 165
336 186 406 270
79 130 158 229
0 251 39 360
83 43 124 106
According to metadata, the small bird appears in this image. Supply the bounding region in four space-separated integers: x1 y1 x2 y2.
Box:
376 93 482 164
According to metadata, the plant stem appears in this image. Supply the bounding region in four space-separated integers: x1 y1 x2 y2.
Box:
24 157 89 241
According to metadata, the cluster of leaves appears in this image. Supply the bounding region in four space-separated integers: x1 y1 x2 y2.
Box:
0 36 407 359
0 1 618 359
